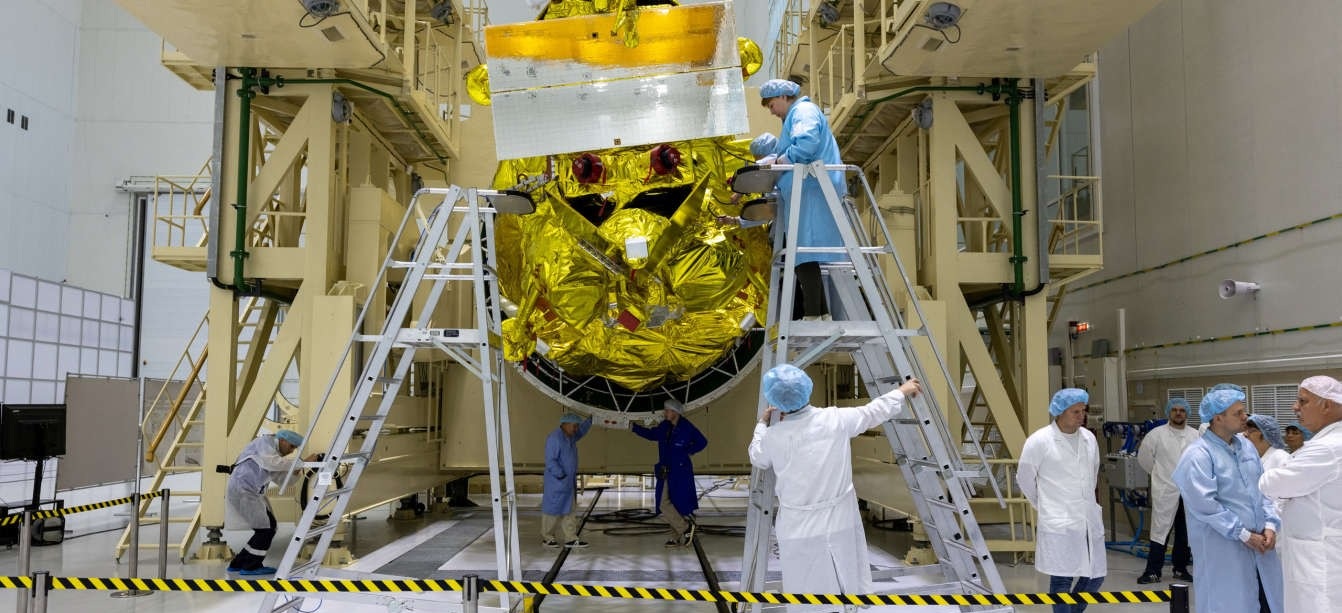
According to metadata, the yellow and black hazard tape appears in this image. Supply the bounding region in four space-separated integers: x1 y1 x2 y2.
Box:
0 491 165 527
0 575 1173 606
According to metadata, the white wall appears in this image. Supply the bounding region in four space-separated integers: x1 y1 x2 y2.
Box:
1056 0 1342 381
0 0 80 281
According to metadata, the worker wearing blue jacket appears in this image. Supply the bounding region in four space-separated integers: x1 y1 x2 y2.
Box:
541 413 592 549
759 78 847 320
1172 389 1283 613
631 399 708 547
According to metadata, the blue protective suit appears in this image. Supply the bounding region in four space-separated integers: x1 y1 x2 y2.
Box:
1172 431 1284 613
774 96 846 264
541 416 592 516
632 417 708 517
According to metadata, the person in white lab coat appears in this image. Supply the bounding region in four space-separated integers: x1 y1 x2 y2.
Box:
1017 388 1106 613
747 363 921 611
1136 398 1200 584
1259 375 1342 613
225 430 321 575
1172 389 1282 613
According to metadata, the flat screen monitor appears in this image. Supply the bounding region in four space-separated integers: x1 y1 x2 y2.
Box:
0 404 66 460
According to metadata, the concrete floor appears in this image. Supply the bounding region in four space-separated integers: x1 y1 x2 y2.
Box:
0 480 1179 612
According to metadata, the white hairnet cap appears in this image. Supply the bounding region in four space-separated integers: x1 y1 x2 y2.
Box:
1048 388 1088 417
664 398 684 414
1199 389 1246 423
760 79 801 99
750 133 778 158
762 364 813 413
1300 375 1342 404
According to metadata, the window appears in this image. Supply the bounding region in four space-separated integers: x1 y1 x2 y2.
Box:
1251 384 1299 425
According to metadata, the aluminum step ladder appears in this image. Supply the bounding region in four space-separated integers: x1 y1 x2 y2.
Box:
736 161 1009 609
258 186 533 613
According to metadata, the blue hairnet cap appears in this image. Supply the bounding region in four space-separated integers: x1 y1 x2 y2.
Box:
1164 397 1190 417
1209 382 1245 394
760 79 801 99
763 364 813 413
1246 414 1286 450
1049 388 1089 417
1198 389 1246 423
559 414 584 425
750 133 778 158
1285 423 1315 439
275 429 303 446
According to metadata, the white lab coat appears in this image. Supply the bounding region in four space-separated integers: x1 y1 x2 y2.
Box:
1259 421 1342 613
1136 424 1199 544
226 435 300 530
1017 423 1106 579
748 389 907 610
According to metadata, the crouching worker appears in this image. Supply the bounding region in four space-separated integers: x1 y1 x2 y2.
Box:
226 429 321 575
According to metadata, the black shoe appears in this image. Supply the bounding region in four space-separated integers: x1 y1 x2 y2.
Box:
1171 569 1193 581
1136 573 1161 585
542 538 559 548
664 538 685 548
564 540 589 549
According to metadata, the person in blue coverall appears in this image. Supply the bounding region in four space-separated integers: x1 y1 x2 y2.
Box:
758 78 847 320
541 413 592 548
1172 389 1283 613
629 399 708 547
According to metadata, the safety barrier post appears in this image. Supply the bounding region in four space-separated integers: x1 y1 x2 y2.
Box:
15 510 31 613
462 574 479 613
1170 583 1189 613
157 490 170 579
27 573 46 613
111 493 151 598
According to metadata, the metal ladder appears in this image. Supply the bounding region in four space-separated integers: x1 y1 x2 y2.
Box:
259 186 526 613
738 161 1008 607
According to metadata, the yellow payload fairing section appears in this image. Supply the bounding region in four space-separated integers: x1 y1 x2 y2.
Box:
477 1 769 410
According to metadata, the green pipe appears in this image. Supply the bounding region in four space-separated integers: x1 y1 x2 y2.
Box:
230 68 258 294
1005 78 1026 294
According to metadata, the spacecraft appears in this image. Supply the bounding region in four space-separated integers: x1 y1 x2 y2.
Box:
467 0 770 415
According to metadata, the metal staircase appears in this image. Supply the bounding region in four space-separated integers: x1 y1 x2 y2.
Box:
737 161 1009 607
114 294 274 562
259 186 530 613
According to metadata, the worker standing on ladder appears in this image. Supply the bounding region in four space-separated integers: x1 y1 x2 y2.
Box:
747 364 921 610
628 398 708 548
1135 398 1198 584
225 429 321 575
757 78 846 321
1017 389 1107 613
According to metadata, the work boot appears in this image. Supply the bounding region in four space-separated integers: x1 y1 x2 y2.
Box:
1171 569 1193 581
1136 573 1160 585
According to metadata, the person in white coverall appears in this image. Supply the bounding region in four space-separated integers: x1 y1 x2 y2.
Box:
1136 398 1199 584
1172 389 1282 613
226 429 321 575
1017 388 1106 613
1259 375 1342 613
747 363 921 611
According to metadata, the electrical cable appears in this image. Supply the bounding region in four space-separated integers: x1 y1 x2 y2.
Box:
910 23 961 45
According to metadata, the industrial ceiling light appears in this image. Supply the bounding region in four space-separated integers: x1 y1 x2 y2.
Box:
430 0 455 25
924 2 962 29
302 0 341 18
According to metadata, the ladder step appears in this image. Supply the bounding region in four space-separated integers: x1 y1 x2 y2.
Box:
301 522 341 540
372 377 402 385
288 560 322 578
322 486 357 500
161 466 203 471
